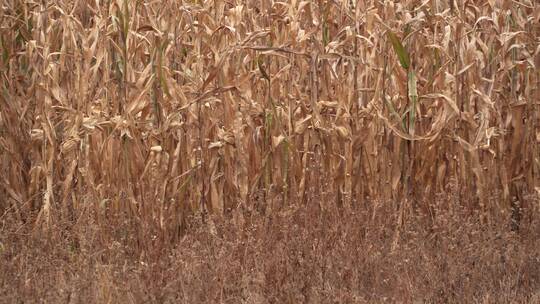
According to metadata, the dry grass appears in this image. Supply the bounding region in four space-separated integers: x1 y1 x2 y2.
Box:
1 196 539 303
0 0 539 302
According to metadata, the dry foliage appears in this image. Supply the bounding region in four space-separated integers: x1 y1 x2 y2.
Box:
2 0 539 237
0 0 540 301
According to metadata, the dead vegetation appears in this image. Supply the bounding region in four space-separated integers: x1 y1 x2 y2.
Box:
1 196 539 303
0 0 539 302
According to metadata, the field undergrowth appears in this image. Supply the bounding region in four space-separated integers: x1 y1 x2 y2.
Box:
1 196 540 303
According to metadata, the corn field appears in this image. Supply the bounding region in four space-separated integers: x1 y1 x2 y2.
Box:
1 0 539 241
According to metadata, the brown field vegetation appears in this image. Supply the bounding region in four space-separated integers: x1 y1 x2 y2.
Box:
1 0 539 302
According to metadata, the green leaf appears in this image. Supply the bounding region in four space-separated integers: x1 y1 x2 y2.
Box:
384 97 407 132
323 23 329 46
257 56 270 82
387 31 410 70
407 70 417 135
0 37 8 64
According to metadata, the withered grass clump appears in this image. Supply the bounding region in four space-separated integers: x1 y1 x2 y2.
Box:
1 197 539 303
0 0 539 302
